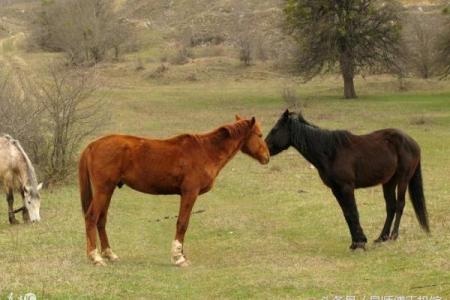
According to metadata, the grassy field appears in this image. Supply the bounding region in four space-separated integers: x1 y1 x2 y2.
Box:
0 70 449 299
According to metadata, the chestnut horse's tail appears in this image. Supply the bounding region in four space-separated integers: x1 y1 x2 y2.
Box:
79 148 92 215
408 161 430 233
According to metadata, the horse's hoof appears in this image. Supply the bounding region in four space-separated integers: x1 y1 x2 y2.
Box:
389 233 399 240
94 259 107 266
374 235 389 243
89 249 107 266
9 219 20 225
172 254 189 267
177 259 190 267
350 242 366 251
108 255 120 262
101 248 120 261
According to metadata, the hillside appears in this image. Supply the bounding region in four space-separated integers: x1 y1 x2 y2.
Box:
0 0 448 86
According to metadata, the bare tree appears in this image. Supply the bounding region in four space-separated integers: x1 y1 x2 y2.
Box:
231 2 256 66
403 9 442 79
36 63 109 182
0 64 45 166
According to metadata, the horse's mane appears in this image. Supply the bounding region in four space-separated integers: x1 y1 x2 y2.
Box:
3 135 39 192
220 120 252 138
207 120 252 143
290 114 351 165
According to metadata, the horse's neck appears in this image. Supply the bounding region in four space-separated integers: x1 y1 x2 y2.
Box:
290 122 327 171
202 131 246 173
11 140 37 188
18 160 33 187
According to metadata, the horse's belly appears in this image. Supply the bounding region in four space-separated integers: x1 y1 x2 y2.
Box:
354 163 396 188
122 171 183 195
124 181 182 195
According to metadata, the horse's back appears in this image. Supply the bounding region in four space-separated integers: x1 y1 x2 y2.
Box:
85 134 192 163
353 128 419 152
339 128 420 187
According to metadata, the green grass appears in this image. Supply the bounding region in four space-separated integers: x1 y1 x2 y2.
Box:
0 73 449 299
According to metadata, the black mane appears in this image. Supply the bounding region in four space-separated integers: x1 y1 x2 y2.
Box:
289 114 351 169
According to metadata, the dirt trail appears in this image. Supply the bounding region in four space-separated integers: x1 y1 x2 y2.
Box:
0 31 30 99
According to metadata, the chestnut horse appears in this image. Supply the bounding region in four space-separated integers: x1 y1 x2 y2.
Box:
79 116 269 266
265 110 430 250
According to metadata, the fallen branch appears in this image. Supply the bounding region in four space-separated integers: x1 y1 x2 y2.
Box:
151 209 206 223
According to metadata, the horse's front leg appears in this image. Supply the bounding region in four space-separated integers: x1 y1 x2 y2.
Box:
332 185 367 250
171 189 198 267
6 189 19 224
20 189 30 223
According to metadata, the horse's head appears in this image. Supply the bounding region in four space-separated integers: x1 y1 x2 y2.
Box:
265 109 294 156
236 115 270 165
23 182 43 222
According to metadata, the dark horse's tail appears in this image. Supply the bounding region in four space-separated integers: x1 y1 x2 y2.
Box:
79 148 92 215
408 161 430 233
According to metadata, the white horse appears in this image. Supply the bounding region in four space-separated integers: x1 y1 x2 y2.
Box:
0 135 42 223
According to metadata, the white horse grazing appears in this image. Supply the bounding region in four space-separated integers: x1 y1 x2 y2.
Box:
0 135 42 224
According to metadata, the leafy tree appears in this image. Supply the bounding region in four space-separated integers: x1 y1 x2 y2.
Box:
284 0 403 98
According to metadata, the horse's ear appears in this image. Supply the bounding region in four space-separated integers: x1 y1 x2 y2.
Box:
283 109 290 118
37 182 43 191
235 115 242 121
23 185 30 193
250 116 256 127
297 111 306 122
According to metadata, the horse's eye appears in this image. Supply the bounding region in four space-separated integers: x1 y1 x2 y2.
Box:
258 134 263 138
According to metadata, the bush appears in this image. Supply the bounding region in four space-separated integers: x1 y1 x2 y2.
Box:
35 63 108 183
0 66 46 171
170 47 193 65
29 0 133 65
0 61 107 184
147 63 169 79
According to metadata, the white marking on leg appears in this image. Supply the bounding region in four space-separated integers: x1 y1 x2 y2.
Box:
101 248 119 261
171 240 189 267
89 249 106 266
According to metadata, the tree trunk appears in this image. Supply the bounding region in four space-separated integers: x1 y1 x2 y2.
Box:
343 74 356 99
340 52 357 99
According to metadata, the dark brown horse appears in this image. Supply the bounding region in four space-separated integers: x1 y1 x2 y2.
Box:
79 116 269 266
265 110 430 250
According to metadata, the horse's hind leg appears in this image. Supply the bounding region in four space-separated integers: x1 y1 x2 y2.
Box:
375 180 397 243
85 191 111 266
390 181 408 240
98 196 119 262
6 189 19 224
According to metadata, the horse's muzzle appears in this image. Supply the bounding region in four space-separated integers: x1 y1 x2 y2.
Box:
260 155 270 165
